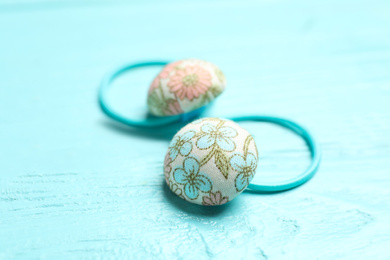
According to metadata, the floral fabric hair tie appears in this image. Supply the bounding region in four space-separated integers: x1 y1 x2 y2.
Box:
165 117 258 205
98 59 321 206
147 59 226 117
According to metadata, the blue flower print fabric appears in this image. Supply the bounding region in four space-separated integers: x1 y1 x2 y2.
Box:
164 118 259 206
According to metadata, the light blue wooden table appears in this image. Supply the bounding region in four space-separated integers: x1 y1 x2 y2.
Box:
1 0 390 259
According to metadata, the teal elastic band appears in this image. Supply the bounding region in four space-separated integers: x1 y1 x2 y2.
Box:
99 61 183 128
229 115 321 192
98 61 321 193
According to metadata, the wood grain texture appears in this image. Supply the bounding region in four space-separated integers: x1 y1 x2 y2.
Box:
0 0 389 259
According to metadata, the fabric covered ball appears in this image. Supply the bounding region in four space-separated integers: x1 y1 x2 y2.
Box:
164 117 259 206
147 59 226 117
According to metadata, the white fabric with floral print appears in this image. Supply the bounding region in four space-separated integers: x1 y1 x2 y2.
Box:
147 59 226 116
164 118 259 206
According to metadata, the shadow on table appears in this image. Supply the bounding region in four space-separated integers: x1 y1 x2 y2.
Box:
101 120 187 141
99 103 215 141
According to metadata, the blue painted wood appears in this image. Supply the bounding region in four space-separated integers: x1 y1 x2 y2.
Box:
1 0 390 258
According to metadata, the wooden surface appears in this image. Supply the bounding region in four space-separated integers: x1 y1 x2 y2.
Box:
1 0 390 259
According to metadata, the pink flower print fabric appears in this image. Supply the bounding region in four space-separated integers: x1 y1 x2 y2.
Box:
168 65 212 100
147 59 226 117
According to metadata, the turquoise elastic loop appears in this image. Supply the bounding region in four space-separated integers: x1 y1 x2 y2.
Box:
99 61 185 128
229 115 321 192
99 61 321 192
